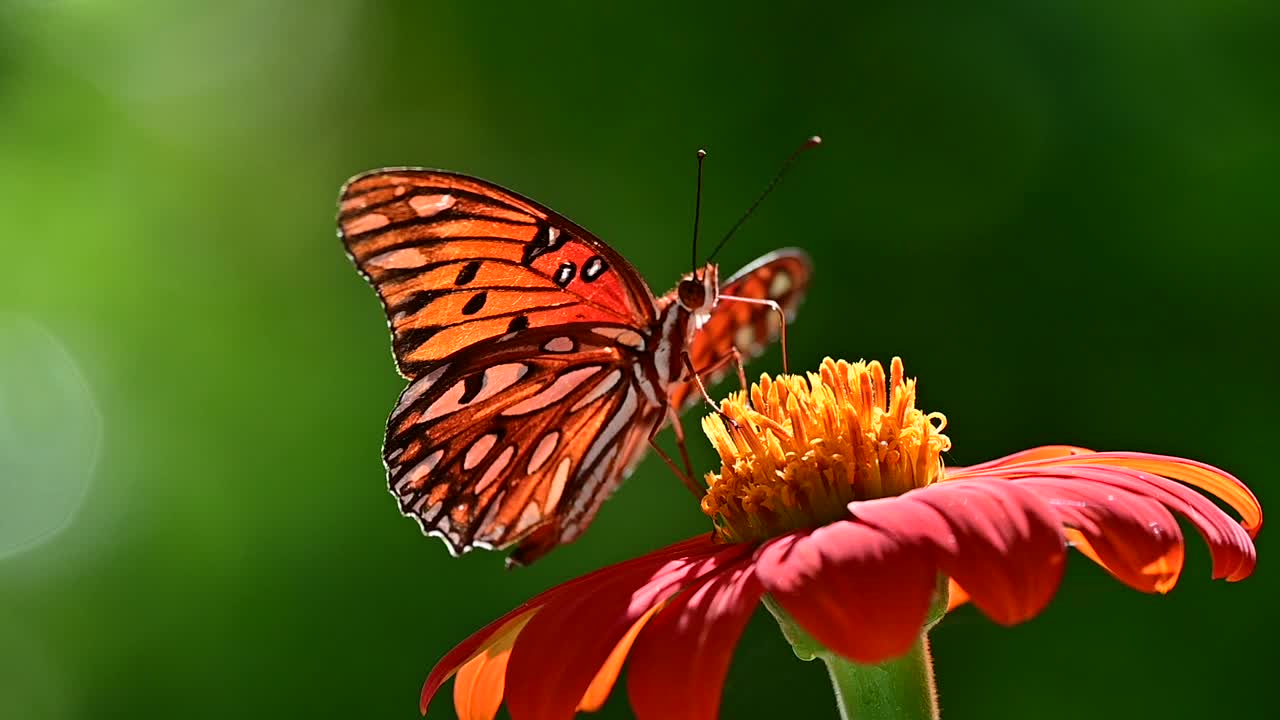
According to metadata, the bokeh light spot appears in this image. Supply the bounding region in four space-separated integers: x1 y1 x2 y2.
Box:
0 314 102 559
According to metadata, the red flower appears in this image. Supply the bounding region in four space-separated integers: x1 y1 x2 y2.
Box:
420 359 1262 720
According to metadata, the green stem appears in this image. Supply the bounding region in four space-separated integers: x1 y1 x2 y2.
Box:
763 582 947 720
821 636 938 720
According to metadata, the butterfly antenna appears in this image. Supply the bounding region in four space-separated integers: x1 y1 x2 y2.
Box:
691 148 707 279
706 135 822 263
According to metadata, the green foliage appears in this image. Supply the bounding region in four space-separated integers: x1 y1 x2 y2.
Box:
1 1 1275 717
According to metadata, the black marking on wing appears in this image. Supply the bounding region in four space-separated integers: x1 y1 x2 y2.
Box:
454 261 481 286
521 223 569 266
459 372 486 404
461 292 488 315
582 255 609 282
554 261 576 288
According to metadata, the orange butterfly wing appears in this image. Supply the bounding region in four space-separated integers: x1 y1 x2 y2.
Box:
375 327 660 560
339 170 662 558
667 248 812 411
340 169 657 375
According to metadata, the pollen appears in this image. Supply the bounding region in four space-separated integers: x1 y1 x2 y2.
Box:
701 358 951 544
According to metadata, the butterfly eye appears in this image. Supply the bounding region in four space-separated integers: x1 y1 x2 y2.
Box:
677 278 708 310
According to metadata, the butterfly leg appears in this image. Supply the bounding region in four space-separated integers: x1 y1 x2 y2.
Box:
666 405 700 493
681 351 740 430
718 294 791 373
689 347 748 395
730 346 748 392
647 412 703 498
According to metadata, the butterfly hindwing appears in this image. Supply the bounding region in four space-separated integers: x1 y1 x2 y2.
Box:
669 248 812 411
382 322 654 556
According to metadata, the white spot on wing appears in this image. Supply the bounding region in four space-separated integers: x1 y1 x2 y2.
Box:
366 247 429 270
769 271 792 297
424 379 468 421
476 446 515 494
527 431 560 473
468 363 529 406
581 387 638 473
543 336 575 353
734 325 755 351
394 364 451 417
501 366 600 416
546 457 572 511
591 327 646 349
571 445 619 516
570 368 623 412
346 213 389 234
395 449 442 493
408 193 456 217
514 502 543 534
464 434 498 470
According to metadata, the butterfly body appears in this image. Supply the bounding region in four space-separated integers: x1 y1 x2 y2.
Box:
339 169 809 564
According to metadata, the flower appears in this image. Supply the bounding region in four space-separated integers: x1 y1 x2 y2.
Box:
420 358 1262 720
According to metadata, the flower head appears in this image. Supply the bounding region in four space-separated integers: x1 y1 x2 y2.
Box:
702 358 950 542
420 358 1262 720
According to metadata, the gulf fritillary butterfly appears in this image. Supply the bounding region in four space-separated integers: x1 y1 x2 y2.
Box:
339 167 811 565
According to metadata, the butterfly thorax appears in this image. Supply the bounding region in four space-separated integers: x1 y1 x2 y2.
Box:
642 263 720 402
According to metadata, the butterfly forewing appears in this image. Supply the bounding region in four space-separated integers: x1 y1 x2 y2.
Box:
339 168 812 563
339 170 656 375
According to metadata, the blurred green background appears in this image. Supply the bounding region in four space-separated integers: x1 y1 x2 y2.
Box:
2 1 1276 718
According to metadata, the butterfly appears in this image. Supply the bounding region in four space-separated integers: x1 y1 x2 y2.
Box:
339 168 811 565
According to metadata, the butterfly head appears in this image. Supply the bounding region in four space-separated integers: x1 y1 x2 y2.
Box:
677 263 719 321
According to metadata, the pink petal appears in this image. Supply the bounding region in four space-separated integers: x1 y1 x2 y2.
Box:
947 451 1260 581
1016 477 1185 593
754 522 938 664
504 541 752 720
627 559 764 720
852 480 1067 625
966 460 1257 582
1060 465 1255 581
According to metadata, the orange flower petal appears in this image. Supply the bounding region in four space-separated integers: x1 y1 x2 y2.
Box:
577 603 664 713
1080 453 1262 537
421 534 721 715
505 541 751 720
627 560 763 720
1017 477 1185 593
945 445 1094 475
946 579 970 611
422 607 539 715
453 623 521 720
754 523 937 664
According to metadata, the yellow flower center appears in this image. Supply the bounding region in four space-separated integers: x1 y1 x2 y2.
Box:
701 357 951 544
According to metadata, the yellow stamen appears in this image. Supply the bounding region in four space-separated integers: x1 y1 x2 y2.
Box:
701 358 952 543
